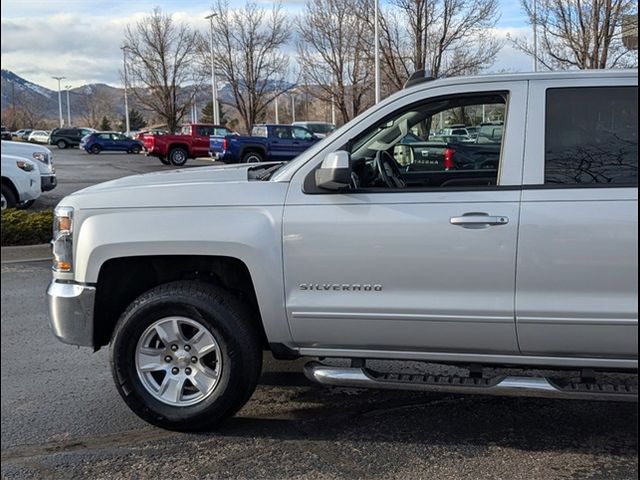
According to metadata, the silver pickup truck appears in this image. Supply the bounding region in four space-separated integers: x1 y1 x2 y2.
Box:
47 70 638 431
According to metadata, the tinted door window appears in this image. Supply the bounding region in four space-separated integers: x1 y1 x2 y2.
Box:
545 87 638 186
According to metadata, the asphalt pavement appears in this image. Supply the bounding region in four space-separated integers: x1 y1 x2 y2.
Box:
1 260 638 480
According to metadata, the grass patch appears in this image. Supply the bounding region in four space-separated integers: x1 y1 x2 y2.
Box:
1 209 53 246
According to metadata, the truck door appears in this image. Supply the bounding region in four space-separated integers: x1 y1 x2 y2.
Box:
282 81 527 355
516 78 638 358
291 127 317 159
194 126 214 157
269 126 295 161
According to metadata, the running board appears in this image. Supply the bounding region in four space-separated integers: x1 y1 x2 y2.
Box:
304 361 637 402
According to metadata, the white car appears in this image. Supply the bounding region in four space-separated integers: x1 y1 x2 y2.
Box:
1 154 41 210
1 141 57 193
291 121 336 138
27 130 50 144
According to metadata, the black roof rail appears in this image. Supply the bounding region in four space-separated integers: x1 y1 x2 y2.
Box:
404 70 436 89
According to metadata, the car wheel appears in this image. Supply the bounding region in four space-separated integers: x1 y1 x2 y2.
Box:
110 281 262 431
1 184 17 210
130 145 142 155
169 148 188 166
56 139 68 149
242 152 263 163
17 199 36 209
91 145 102 154
159 156 170 165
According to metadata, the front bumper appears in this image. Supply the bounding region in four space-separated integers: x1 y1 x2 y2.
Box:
47 280 96 347
41 174 57 192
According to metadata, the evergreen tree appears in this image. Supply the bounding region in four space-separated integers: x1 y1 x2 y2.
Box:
201 100 229 126
119 109 147 131
99 116 112 130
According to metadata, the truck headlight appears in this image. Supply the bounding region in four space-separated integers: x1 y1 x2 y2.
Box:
32 152 49 164
52 206 74 272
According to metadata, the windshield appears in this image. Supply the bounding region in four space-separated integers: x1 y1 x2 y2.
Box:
306 123 335 134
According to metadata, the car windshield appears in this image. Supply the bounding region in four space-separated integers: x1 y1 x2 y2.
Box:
305 124 334 134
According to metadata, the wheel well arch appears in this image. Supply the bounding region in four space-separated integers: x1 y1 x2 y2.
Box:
240 146 266 159
168 143 190 155
1 177 19 202
93 255 266 348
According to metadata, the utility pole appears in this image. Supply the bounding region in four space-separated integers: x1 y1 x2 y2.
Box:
121 45 131 134
205 13 220 124
52 76 65 128
533 0 538 71
65 85 72 126
374 0 381 103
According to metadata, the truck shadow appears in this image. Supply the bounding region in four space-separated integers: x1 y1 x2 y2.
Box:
209 370 638 457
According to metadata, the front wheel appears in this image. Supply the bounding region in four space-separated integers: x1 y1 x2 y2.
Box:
1 184 16 210
90 145 102 154
168 148 188 166
56 139 68 149
110 281 262 431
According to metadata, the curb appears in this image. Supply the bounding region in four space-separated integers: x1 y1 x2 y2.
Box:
1 244 52 264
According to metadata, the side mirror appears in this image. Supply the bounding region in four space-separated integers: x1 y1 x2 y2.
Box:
315 151 351 190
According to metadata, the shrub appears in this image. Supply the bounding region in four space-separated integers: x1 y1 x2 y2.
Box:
1 209 53 246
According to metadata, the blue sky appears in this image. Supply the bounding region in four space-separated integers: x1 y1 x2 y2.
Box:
1 0 533 90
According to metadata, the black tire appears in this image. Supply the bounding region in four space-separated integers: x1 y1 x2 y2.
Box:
130 144 142 155
1 184 17 210
56 139 68 149
169 147 188 166
110 281 262 432
241 151 263 163
17 199 35 209
91 144 102 154
159 156 170 165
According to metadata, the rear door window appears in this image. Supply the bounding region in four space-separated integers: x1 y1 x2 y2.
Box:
545 87 638 186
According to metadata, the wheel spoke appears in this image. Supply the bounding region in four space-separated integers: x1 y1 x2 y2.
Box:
155 318 183 346
190 366 217 393
190 328 217 356
137 347 165 372
159 375 185 403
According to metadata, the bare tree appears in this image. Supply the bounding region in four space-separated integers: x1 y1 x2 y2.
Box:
76 88 116 129
297 0 374 124
206 1 292 134
123 8 204 133
4 90 47 129
512 0 638 70
369 0 502 92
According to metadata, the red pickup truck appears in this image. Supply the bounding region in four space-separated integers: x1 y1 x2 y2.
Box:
143 124 234 166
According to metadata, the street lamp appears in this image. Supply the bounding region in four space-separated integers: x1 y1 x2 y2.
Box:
274 95 279 124
52 76 65 128
532 0 538 71
121 45 131 135
291 93 296 123
65 85 72 126
205 13 220 124
374 0 380 103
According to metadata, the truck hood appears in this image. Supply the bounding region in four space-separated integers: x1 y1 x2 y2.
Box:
65 164 289 210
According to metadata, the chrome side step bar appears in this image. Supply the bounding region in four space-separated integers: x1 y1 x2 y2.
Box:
304 361 638 402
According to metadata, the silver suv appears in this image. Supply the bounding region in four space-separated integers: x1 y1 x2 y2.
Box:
47 70 638 431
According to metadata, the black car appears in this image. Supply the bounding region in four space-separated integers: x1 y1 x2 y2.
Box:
1 126 12 141
49 127 95 149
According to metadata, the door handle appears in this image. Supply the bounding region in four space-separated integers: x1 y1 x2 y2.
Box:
450 213 509 227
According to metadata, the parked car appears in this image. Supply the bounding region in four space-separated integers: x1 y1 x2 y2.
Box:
48 70 638 432
1 154 41 210
80 132 144 154
1 140 57 193
212 124 319 164
1 126 13 140
49 127 95 149
143 124 233 166
11 128 32 140
27 130 51 144
291 121 336 138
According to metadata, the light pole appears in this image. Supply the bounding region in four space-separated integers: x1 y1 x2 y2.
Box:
121 45 131 134
65 85 72 126
274 95 279 124
291 93 296 123
533 0 538 72
374 0 381 103
205 13 220 124
52 76 65 128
